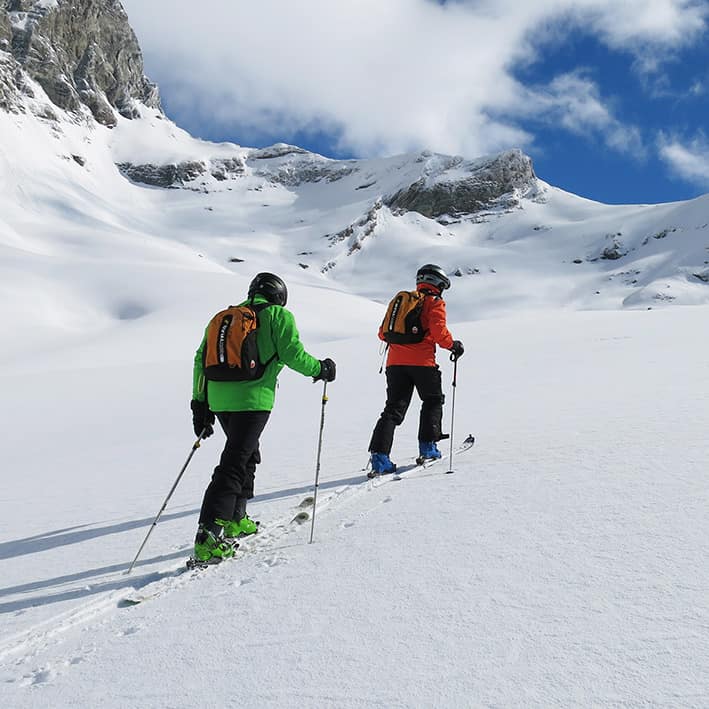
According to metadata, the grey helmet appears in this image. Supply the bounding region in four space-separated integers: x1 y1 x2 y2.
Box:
248 272 288 306
416 264 450 291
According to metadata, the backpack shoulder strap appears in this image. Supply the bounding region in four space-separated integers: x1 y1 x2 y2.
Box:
249 302 273 314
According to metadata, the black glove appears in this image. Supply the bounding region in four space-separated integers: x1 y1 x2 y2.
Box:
450 340 464 361
313 358 336 383
190 399 215 438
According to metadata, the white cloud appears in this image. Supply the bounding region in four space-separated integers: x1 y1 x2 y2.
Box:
120 0 707 158
521 72 646 157
658 133 709 186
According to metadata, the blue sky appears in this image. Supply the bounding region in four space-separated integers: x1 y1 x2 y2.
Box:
123 0 709 205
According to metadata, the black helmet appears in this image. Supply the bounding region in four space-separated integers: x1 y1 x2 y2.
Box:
248 272 288 306
416 264 450 291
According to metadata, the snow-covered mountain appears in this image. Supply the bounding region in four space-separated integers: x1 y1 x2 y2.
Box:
3 4 709 707
2 0 709 365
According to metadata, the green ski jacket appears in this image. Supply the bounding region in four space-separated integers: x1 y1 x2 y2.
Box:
192 295 321 412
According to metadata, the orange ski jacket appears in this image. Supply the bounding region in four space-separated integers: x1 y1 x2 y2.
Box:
379 284 454 367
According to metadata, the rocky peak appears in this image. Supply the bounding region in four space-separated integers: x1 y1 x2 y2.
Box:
385 149 539 219
1 0 160 124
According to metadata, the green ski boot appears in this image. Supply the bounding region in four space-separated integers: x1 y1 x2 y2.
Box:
219 497 260 540
193 526 237 563
217 515 259 540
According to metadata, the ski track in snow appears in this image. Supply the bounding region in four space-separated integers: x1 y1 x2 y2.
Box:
0 471 409 687
0 442 481 698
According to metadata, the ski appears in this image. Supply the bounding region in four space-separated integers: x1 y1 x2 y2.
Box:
119 497 319 607
289 489 341 524
119 476 403 608
387 434 475 481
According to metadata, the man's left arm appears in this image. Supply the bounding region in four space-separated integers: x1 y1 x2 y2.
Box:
427 298 454 350
271 307 322 378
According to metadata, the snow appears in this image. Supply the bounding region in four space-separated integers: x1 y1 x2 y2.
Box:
1 89 709 706
2 306 708 707
8 12 30 31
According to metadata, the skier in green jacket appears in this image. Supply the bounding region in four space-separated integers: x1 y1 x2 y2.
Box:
190 273 336 563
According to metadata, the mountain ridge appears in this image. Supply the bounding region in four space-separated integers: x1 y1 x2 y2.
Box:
1 0 159 124
0 0 708 341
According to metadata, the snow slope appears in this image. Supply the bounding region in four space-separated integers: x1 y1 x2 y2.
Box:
1 303 708 707
1 42 709 709
2 78 709 370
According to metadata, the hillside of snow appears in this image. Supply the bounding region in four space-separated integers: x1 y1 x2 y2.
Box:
2 92 709 363
2 2 709 705
2 300 708 707
2 98 709 702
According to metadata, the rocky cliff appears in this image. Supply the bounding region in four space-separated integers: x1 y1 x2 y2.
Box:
385 149 538 219
0 0 159 124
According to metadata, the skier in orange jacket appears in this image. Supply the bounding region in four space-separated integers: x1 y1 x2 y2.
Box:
368 264 464 474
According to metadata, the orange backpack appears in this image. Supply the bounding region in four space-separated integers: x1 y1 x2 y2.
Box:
203 303 272 381
381 290 426 344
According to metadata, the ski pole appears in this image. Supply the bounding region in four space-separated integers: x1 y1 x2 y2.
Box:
125 429 208 575
446 354 459 474
309 381 328 544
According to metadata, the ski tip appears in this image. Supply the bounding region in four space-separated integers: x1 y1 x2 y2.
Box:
298 496 315 508
119 595 152 607
291 511 310 524
118 598 139 608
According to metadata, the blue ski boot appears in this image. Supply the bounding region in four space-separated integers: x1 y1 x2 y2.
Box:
368 452 397 477
417 441 442 464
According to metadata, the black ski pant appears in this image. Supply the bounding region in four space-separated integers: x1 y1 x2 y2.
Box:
368 365 444 455
198 410 270 532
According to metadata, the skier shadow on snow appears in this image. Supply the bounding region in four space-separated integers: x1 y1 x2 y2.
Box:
251 473 365 505
0 508 197 561
0 473 366 613
0 473 364 564
0 550 188 614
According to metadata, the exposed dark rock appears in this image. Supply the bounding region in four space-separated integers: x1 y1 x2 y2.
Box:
117 161 206 188
327 201 382 255
385 149 537 219
453 267 480 276
0 51 17 110
0 6 10 46
600 241 627 260
654 227 676 239
209 158 244 181
252 151 355 186
250 144 308 160
693 270 709 283
2 0 160 124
